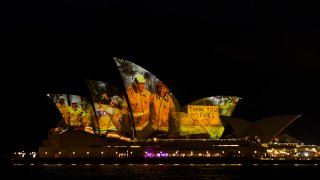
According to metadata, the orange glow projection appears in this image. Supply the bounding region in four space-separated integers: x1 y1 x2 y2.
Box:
178 104 224 139
114 57 180 139
47 94 96 134
86 80 132 139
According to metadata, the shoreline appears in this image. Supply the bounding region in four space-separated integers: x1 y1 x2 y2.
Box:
8 157 320 165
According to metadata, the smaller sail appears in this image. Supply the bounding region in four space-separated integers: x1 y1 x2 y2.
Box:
177 96 240 139
47 94 96 134
86 79 132 140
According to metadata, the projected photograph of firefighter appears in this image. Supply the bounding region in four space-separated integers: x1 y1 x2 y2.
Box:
47 94 96 134
86 80 132 141
114 57 180 139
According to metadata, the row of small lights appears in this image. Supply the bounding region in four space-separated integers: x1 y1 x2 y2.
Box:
21 149 262 158
44 151 133 155
269 148 317 152
43 150 247 156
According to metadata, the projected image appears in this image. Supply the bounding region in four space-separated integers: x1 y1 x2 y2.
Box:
114 57 180 139
177 96 240 139
177 104 224 139
86 80 132 140
48 94 96 134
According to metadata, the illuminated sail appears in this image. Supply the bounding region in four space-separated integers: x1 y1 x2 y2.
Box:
86 79 132 139
114 57 180 139
178 96 240 139
47 94 96 134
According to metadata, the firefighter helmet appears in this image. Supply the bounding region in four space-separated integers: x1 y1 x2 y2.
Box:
133 73 146 83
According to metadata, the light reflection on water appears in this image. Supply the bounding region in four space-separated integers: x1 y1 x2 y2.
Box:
5 164 320 179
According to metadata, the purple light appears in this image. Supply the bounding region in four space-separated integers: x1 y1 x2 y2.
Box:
156 152 169 158
144 151 169 158
144 152 155 158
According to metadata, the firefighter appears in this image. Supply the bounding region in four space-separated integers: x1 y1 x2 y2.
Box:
150 81 177 133
95 95 124 135
80 101 95 127
126 73 152 130
108 95 124 131
68 100 82 126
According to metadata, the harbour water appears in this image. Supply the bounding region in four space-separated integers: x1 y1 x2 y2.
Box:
5 163 320 179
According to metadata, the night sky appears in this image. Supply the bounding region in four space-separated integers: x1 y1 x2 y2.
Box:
2 1 320 153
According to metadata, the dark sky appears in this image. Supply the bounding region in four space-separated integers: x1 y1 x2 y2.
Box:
2 1 320 153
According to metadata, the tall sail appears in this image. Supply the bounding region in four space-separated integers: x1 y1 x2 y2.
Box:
114 57 180 139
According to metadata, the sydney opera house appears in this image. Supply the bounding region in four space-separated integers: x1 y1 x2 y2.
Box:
34 58 319 162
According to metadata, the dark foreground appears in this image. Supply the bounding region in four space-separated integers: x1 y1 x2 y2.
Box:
5 163 320 179
8 157 320 165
